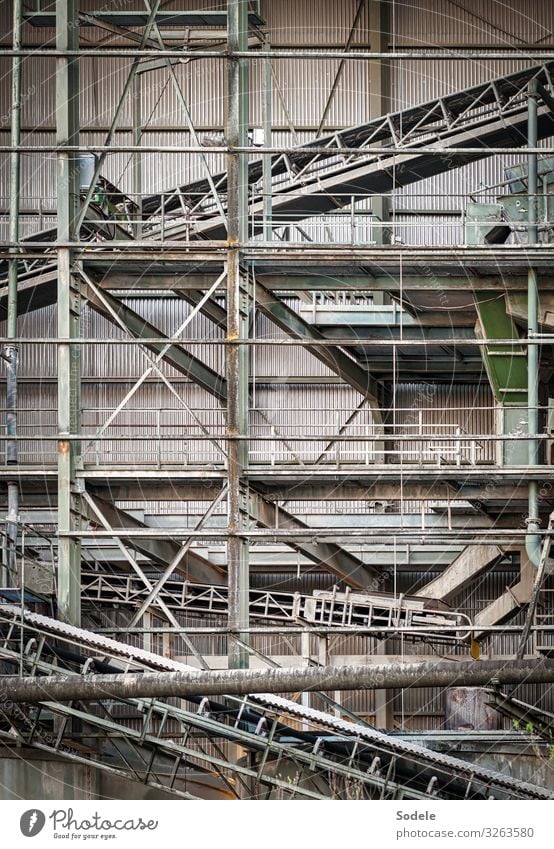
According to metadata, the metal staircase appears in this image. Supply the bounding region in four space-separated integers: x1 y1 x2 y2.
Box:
80 571 471 642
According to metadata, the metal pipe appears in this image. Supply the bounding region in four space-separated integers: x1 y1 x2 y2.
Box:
2 659 554 703
4 0 23 587
5 145 554 154
0 338 543 347
527 79 541 568
262 39 272 241
94 624 554 635
59 528 554 538
6 49 554 60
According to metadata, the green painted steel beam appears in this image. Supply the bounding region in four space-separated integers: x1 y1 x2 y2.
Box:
84 283 227 402
474 293 528 404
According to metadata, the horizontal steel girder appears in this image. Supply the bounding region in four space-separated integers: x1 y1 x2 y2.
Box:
82 268 554 293
25 10 264 27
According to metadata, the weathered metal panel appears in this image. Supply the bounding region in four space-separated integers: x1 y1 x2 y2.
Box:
445 687 500 731
393 0 554 46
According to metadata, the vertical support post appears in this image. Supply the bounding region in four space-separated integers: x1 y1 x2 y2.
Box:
527 79 541 568
56 0 82 624
300 630 311 714
132 72 143 238
262 40 272 242
4 0 23 587
226 0 249 670
368 0 391 253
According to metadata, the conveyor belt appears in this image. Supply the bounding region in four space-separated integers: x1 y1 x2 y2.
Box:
3 60 554 271
141 61 554 239
0 605 550 799
80 571 471 641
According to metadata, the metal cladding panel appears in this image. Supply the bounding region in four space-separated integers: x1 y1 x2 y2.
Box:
78 58 133 129
393 0 554 45
80 382 226 468
20 56 56 128
396 155 517 212
392 383 495 464
0 128 56 237
267 56 370 130
140 60 225 129
0 384 56 466
392 213 460 245
250 572 344 593
391 59 532 111
267 0 366 45
135 130 226 196
250 384 371 465
7 304 58 376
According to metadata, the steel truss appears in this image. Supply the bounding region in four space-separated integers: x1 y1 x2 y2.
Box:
80 571 470 641
1 0 554 791
0 606 549 801
142 61 554 239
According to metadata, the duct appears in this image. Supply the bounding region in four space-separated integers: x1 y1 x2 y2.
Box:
2 658 554 703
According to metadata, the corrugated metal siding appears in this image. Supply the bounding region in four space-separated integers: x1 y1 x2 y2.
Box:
393 0 554 46
3 1 554 731
393 383 495 464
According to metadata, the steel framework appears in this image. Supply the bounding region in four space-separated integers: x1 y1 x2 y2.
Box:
1 0 554 800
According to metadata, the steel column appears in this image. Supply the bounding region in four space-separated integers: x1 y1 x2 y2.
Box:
527 79 541 568
368 0 391 249
226 0 250 670
56 0 81 625
3 0 23 587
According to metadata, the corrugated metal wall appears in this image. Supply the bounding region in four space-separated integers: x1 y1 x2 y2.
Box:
3 0 553 229
1 1 552 731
